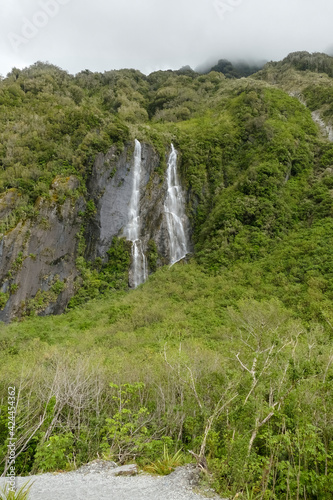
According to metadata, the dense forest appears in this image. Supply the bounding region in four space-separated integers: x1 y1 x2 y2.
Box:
1 51 333 499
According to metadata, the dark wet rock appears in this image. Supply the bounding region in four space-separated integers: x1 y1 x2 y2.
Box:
0 180 85 322
0 142 192 321
86 142 188 273
85 142 170 265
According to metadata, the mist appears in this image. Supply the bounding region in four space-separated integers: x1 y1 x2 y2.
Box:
1 0 332 76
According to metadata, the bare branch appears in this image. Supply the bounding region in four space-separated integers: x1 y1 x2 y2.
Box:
199 392 238 461
186 365 203 411
323 353 333 383
235 353 253 376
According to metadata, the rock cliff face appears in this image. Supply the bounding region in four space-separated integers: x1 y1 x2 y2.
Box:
0 177 85 322
0 142 191 321
86 142 190 274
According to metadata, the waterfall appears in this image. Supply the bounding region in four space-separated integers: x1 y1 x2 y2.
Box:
311 110 333 142
124 139 148 288
164 144 189 265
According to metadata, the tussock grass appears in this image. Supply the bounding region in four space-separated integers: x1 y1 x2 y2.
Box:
143 447 184 475
0 481 33 500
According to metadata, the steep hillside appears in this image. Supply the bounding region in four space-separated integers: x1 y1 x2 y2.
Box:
255 51 333 138
1 55 333 498
0 60 329 318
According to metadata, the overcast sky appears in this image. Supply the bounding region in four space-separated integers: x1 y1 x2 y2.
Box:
1 0 332 77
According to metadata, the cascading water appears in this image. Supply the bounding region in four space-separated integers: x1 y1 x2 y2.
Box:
124 139 148 288
164 144 189 265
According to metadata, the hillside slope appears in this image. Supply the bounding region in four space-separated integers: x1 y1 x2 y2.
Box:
1 53 333 498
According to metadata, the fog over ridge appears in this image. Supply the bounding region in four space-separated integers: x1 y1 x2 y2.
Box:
0 0 332 76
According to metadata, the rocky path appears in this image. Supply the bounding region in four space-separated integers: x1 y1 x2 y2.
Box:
0 462 226 500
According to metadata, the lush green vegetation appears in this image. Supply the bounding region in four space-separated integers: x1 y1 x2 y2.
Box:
1 54 333 499
1 264 333 498
255 51 333 121
277 52 333 78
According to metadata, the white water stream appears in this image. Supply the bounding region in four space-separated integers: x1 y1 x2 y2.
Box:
164 144 189 264
125 139 147 288
311 110 333 142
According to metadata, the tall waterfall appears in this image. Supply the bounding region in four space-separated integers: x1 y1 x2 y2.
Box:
124 139 147 288
164 144 189 264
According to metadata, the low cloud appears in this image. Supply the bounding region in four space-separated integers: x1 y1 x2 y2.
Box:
1 0 332 76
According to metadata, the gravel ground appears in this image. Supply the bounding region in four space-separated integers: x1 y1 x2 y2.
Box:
0 462 227 500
